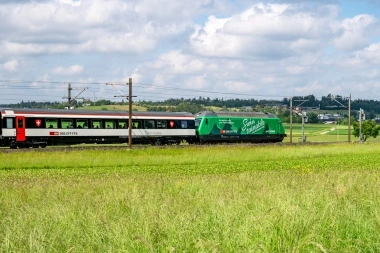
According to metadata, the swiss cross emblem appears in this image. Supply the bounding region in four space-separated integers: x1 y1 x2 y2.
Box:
35 119 42 127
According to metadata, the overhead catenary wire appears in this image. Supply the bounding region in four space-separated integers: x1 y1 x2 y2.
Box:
0 79 367 103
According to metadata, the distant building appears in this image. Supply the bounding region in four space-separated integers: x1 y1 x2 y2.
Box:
318 114 344 123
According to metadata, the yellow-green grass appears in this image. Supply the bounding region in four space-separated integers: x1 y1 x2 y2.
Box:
1 143 380 252
283 123 361 143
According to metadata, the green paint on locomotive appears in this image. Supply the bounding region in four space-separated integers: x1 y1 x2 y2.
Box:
195 111 286 143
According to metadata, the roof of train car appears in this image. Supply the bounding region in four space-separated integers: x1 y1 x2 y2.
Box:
0 108 194 118
195 111 277 118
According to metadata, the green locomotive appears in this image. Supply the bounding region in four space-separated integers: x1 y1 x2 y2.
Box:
195 111 286 143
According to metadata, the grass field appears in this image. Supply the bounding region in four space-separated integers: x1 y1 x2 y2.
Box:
2 143 380 252
283 123 360 143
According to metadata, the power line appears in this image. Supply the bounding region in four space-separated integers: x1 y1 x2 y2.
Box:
0 79 288 99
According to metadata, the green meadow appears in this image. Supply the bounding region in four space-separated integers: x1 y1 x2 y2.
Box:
283 123 356 143
1 143 380 252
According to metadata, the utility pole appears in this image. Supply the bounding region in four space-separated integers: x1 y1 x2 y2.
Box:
301 111 308 142
63 83 88 109
68 83 72 108
290 97 292 144
106 78 135 149
293 98 308 143
325 94 351 143
359 108 362 142
359 108 365 142
348 94 351 142
128 78 132 149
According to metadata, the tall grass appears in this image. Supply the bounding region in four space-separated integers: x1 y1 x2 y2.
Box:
1 143 380 252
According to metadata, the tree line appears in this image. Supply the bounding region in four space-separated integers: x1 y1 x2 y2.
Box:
2 94 380 123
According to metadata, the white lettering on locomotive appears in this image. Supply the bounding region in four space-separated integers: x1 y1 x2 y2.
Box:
242 118 265 134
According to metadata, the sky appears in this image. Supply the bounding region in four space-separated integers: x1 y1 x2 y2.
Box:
1 0 380 104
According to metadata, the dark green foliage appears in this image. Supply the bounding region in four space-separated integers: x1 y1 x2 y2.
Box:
306 112 319 123
352 120 380 141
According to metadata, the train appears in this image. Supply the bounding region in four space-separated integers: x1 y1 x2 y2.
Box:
195 111 286 143
0 108 286 149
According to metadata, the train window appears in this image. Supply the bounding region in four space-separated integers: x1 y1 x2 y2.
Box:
132 120 142 129
105 120 115 129
46 119 58 129
76 119 88 129
156 120 167 129
91 120 102 129
18 118 24 128
118 120 128 129
181 121 188 129
187 120 195 129
169 120 175 128
144 120 155 129
61 119 73 128
6 118 13 128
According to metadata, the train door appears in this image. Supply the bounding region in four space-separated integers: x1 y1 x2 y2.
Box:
15 116 26 142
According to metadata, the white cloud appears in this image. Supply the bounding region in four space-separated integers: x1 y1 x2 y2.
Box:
356 43 380 64
146 50 208 74
1 1 380 103
2 59 18 72
333 14 378 51
190 3 338 58
52 65 84 76
59 0 81 7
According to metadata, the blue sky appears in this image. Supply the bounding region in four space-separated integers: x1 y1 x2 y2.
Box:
1 0 380 104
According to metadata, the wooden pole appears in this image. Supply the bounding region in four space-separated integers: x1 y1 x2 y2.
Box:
290 97 292 144
128 78 132 148
348 94 351 143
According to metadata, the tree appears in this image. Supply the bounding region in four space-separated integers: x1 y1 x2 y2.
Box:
368 110 377 120
352 120 380 141
306 112 319 123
